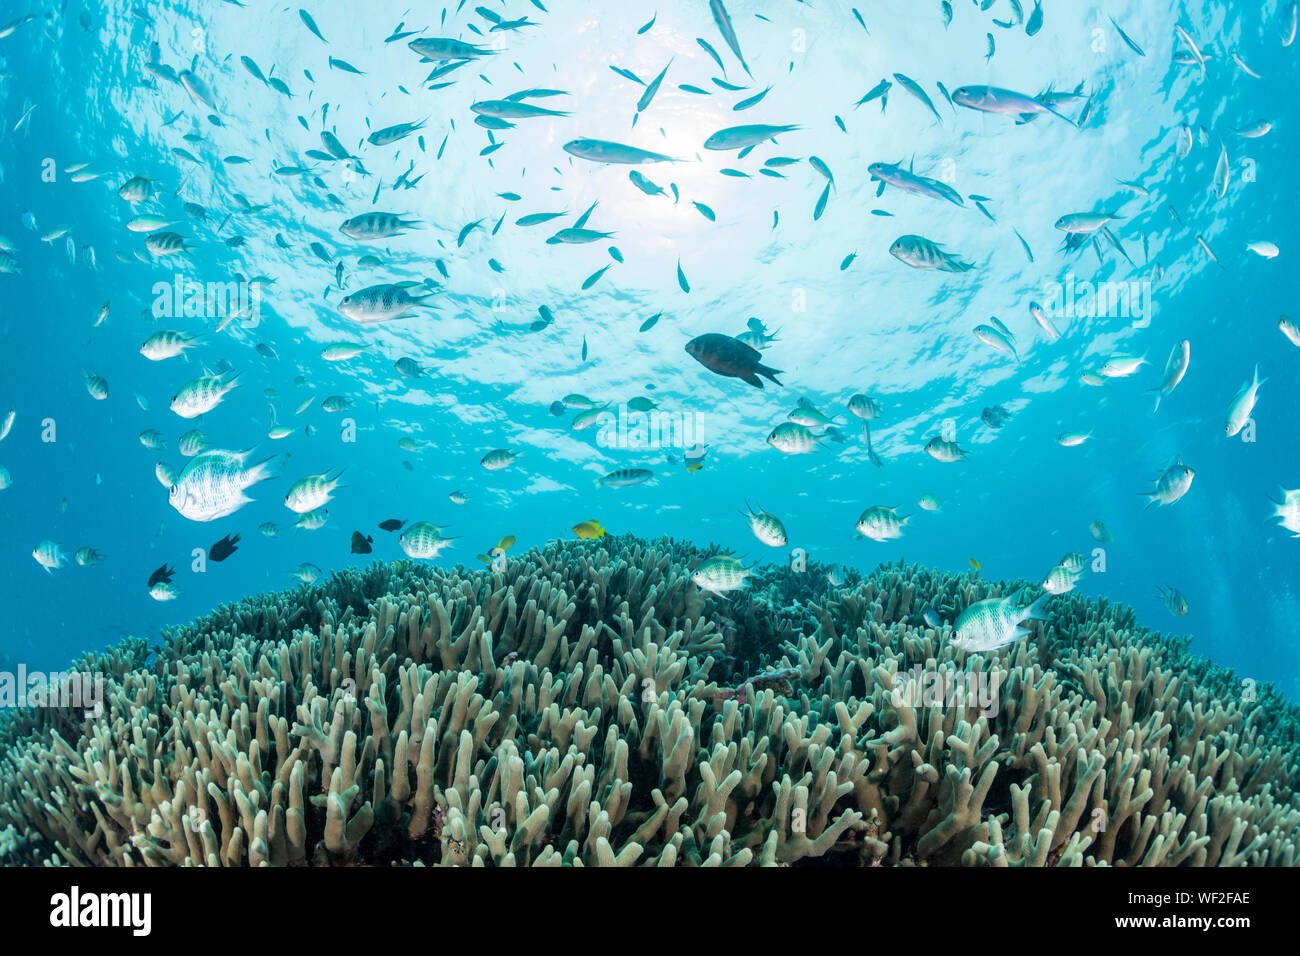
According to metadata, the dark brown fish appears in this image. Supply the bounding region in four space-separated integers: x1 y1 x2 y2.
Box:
147 563 175 587
351 531 373 553
378 518 403 531
685 333 782 388
208 533 240 562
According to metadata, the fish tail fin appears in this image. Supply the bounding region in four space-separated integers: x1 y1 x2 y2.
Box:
1023 592 1051 622
246 455 277 486
1041 101 1078 126
756 363 783 387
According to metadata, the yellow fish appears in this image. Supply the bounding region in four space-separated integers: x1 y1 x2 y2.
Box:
969 557 982 574
686 461 703 474
573 520 605 540
490 535 516 556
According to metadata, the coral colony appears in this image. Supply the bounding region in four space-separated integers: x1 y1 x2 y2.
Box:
1 536 1296 866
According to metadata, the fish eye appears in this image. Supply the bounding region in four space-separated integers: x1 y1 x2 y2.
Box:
169 485 177 494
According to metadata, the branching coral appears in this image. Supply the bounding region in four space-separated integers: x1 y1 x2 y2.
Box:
1 536 1296 866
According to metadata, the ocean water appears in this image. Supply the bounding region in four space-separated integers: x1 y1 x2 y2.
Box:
0 1 1296 700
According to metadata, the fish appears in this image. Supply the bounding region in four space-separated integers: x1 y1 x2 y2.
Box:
892 73 943 124
889 234 974 272
150 582 180 602
408 37 496 60
0 408 15 442
563 139 677 164
685 333 782 389
293 563 322 584
284 471 344 513
33 540 67 574
856 505 907 541
950 590 1050 652
338 283 434 323
1099 354 1146 378
573 520 606 540
399 522 455 559
1212 143 1230 199
635 61 673 114
1108 17 1145 56
734 86 771 111
472 99 570 120
767 422 820 455
169 448 276 522
1029 302 1061 342
925 437 967 462
982 406 1011 429
742 502 788 547
596 468 653 488
73 546 104 567
178 71 218 113
1247 240 1279 259
692 555 750 597
340 212 420 240
1173 24 1206 78
145 232 192 257
1280 316 1300 346
395 358 422 379
170 371 240 418
1155 586 1190 617
140 329 201 361
1057 431 1091 447
854 79 891 109
84 373 109 400
208 533 240 562
1026 1 1043 36
378 519 404 532
481 449 520 470
548 228 614 245
1149 341 1190 412
848 394 881 421
329 57 365 75
951 85 1076 124
350 531 374 554
299 8 328 43
147 564 175 589
1225 366 1264 437
703 125 800 151
368 119 427 146
709 0 752 77
1089 521 1114 543
918 494 943 512
1042 565 1080 595
974 324 1019 362
1055 211 1124 234
868 161 964 207
296 509 329 531
179 430 207 457
628 171 667 197
1143 457 1196 508
1270 488 1300 537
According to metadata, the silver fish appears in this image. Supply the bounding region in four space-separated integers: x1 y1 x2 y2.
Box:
168 448 275 522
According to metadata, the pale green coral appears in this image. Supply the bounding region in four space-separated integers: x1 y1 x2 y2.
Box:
0 535 1296 866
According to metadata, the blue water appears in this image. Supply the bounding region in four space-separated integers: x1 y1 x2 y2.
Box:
0 1 1296 696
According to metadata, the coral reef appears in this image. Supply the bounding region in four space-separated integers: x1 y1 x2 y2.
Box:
1 534 1297 866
